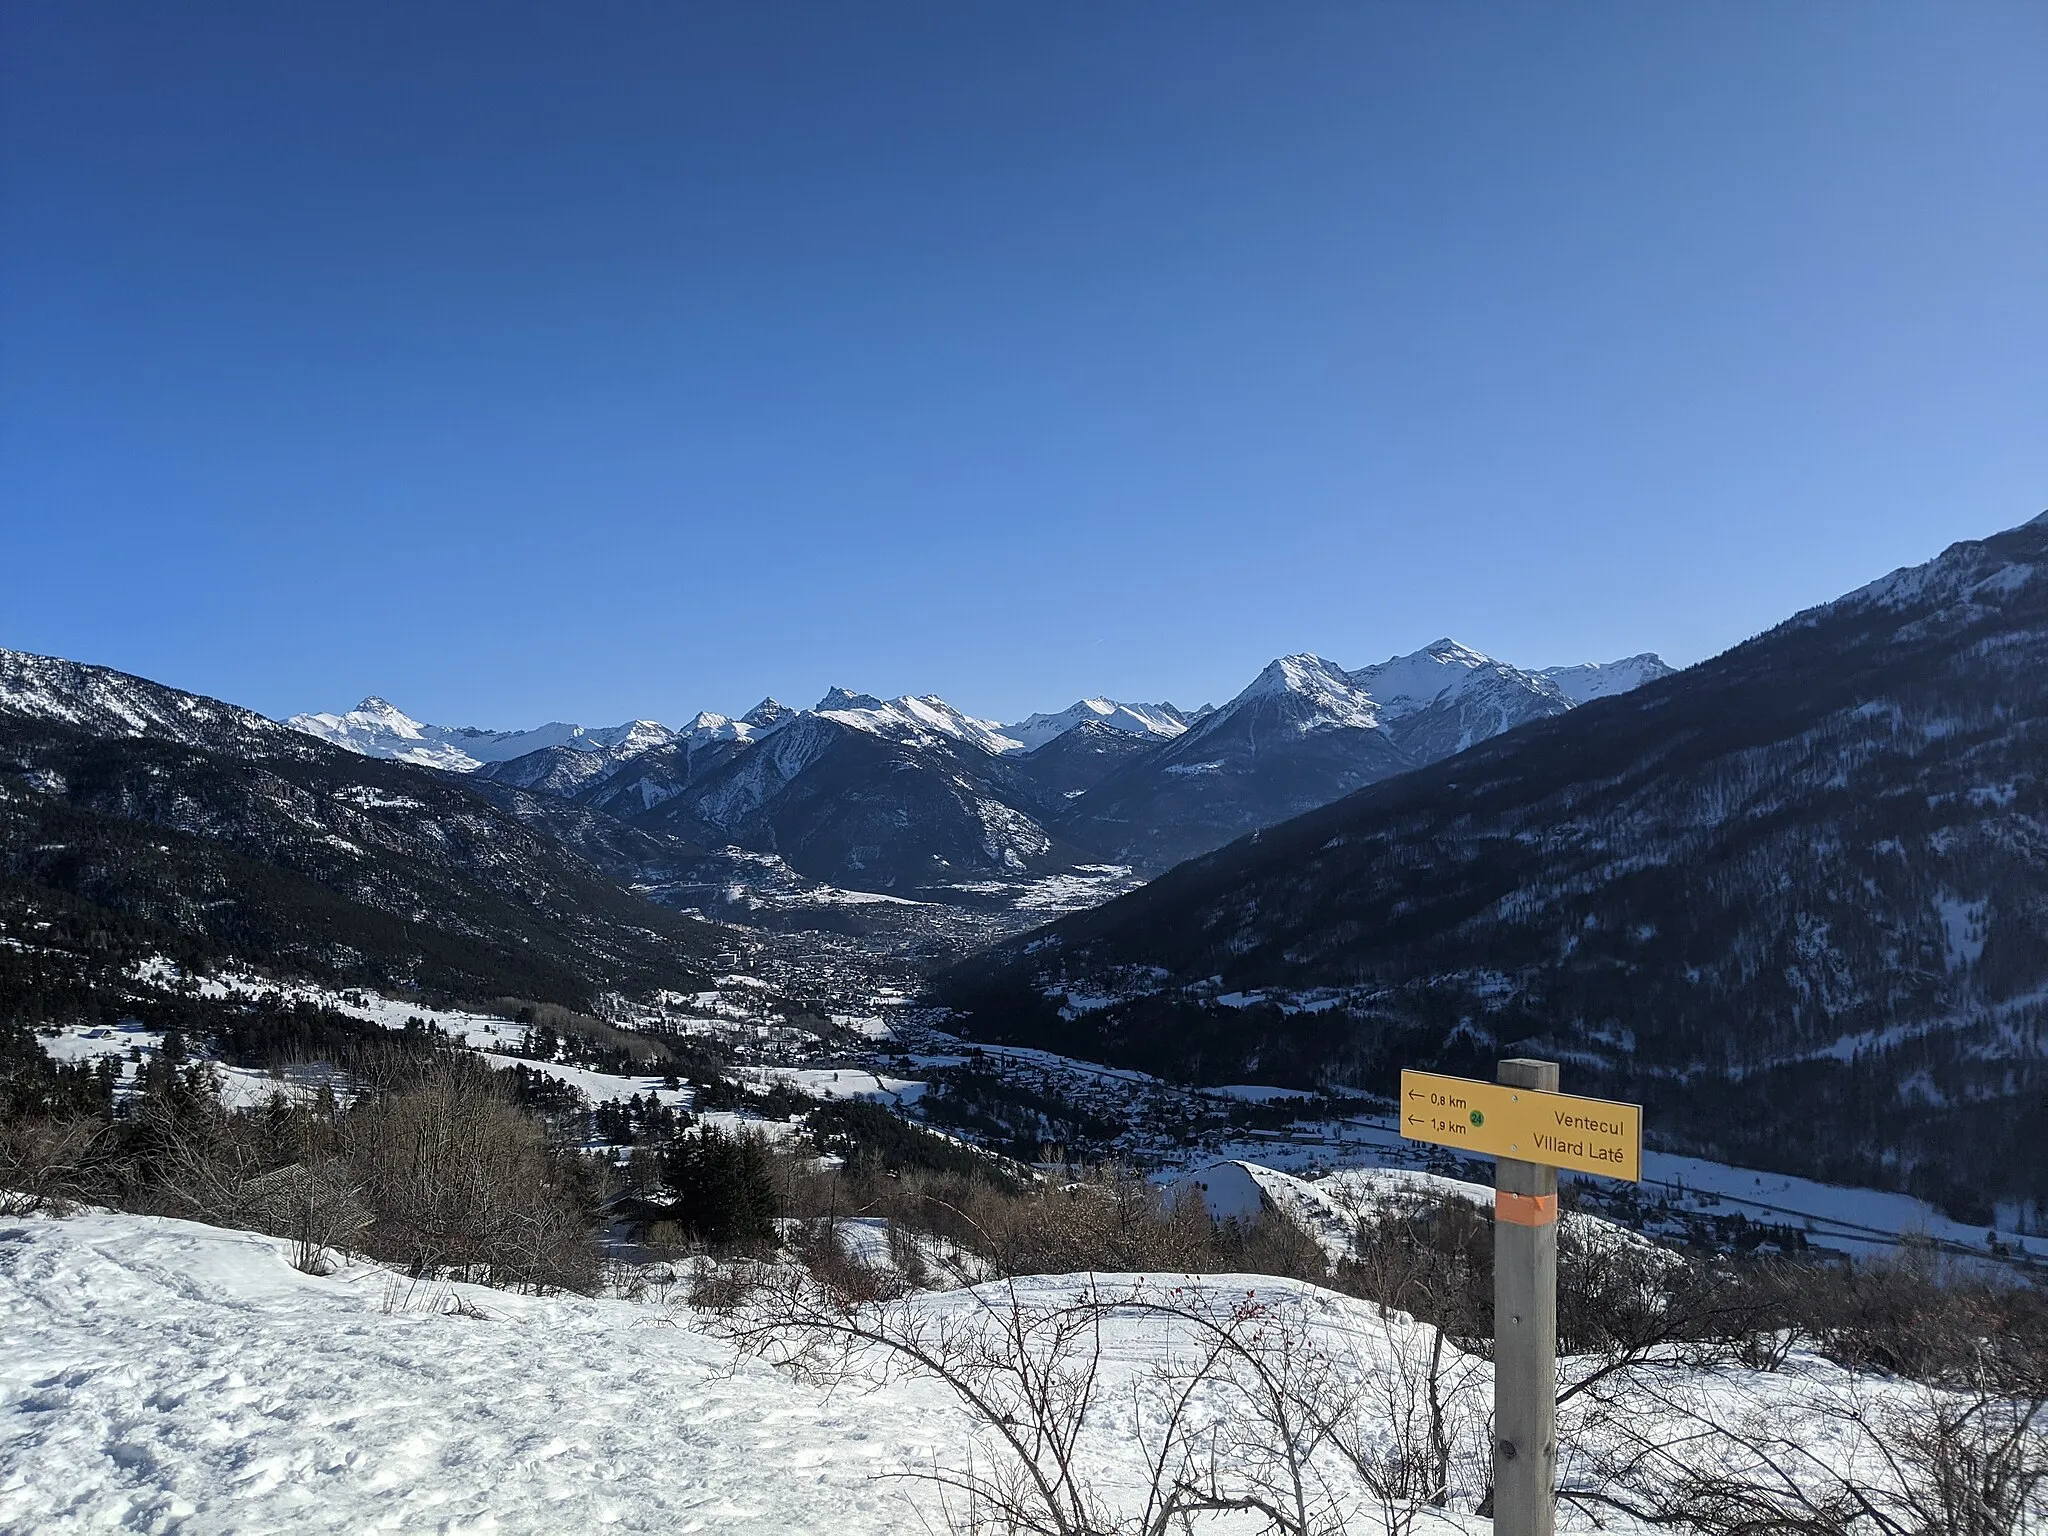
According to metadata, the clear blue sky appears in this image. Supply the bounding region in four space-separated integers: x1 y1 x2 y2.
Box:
3 4 2044 729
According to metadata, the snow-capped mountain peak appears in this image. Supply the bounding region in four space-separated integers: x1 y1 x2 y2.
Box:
1338 639 1576 759
815 687 887 713
741 698 796 731
1347 638 1562 718
813 690 1024 756
288 698 482 770
678 712 753 746
1003 698 1191 753
1216 654 1383 733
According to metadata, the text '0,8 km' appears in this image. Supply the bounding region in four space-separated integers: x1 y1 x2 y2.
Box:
1398 1069 1643 1182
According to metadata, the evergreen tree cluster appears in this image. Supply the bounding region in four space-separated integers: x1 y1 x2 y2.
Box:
659 1125 777 1247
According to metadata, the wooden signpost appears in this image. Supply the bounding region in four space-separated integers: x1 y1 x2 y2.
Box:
1399 1060 1643 1536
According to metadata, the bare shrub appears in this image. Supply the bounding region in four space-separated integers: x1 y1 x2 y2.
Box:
1324 1309 1491 1535
1334 1194 1493 1345
0 1115 110 1215
237 1159 372 1275
775 1157 1328 1289
121 1088 369 1273
705 1262 1496 1536
341 1062 597 1291
1574 1364 2048 1536
788 1218 910 1305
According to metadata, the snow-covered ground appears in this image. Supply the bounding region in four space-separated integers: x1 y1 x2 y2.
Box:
0 1209 1993 1536
763 1066 926 1107
7 1213 1474 1533
1633 1146 2048 1263
1169 1160 1667 1269
0 1211 972 1534
126 958 538 1051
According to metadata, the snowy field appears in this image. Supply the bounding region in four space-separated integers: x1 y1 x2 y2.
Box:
0 1212 1496 1534
0 1209 1992 1536
0 1211 972 1534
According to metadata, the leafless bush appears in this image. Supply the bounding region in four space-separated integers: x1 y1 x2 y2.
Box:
341 1062 597 1291
1333 1194 1493 1346
684 1251 775 1311
1325 1310 1491 1535
238 1159 373 1275
0 1115 110 1215
775 1157 1327 1288
704 1263 1495 1536
125 1089 369 1273
1573 1364 2048 1535
787 1218 911 1305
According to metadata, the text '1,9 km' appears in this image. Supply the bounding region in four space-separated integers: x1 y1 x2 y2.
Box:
1398 1068 1643 1182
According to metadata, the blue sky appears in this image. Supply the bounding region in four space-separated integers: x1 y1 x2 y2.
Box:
3 3 2044 729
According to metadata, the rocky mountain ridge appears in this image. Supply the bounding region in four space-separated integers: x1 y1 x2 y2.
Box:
298 641 1669 891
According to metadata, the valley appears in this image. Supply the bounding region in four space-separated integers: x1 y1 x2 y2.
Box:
8 516 2048 1233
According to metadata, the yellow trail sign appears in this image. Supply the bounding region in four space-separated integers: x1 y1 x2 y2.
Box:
1399 1069 1643 1182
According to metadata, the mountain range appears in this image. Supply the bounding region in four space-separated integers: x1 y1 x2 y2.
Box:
938 514 2048 1222
288 642 1673 893
0 650 741 1012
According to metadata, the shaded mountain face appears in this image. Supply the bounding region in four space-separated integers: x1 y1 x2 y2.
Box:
2 650 314 759
0 653 730 1007
1001 698 1191 753
1535 653 1674 703
1051 655 1411 871
938 514 2048 1219
1009 718 1173 799
591 713 1096 891
1051 643 1585 872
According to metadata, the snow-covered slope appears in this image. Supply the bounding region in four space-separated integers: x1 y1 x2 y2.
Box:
0 649 306 756
813 687 1024 755
288 697 675 772
0 1208 1967 1535
0 1211 1463 1534
0 1210 971 1533
1535 653 1677 703
1003 698 1191 752
1169 1159 1668 1269
1348 638 1573 760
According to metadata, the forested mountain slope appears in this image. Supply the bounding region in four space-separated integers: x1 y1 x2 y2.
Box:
940 514 2048 1218
0 657 734 1010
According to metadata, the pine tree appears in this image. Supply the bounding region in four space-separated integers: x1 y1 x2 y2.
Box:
663 1125 777 1247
